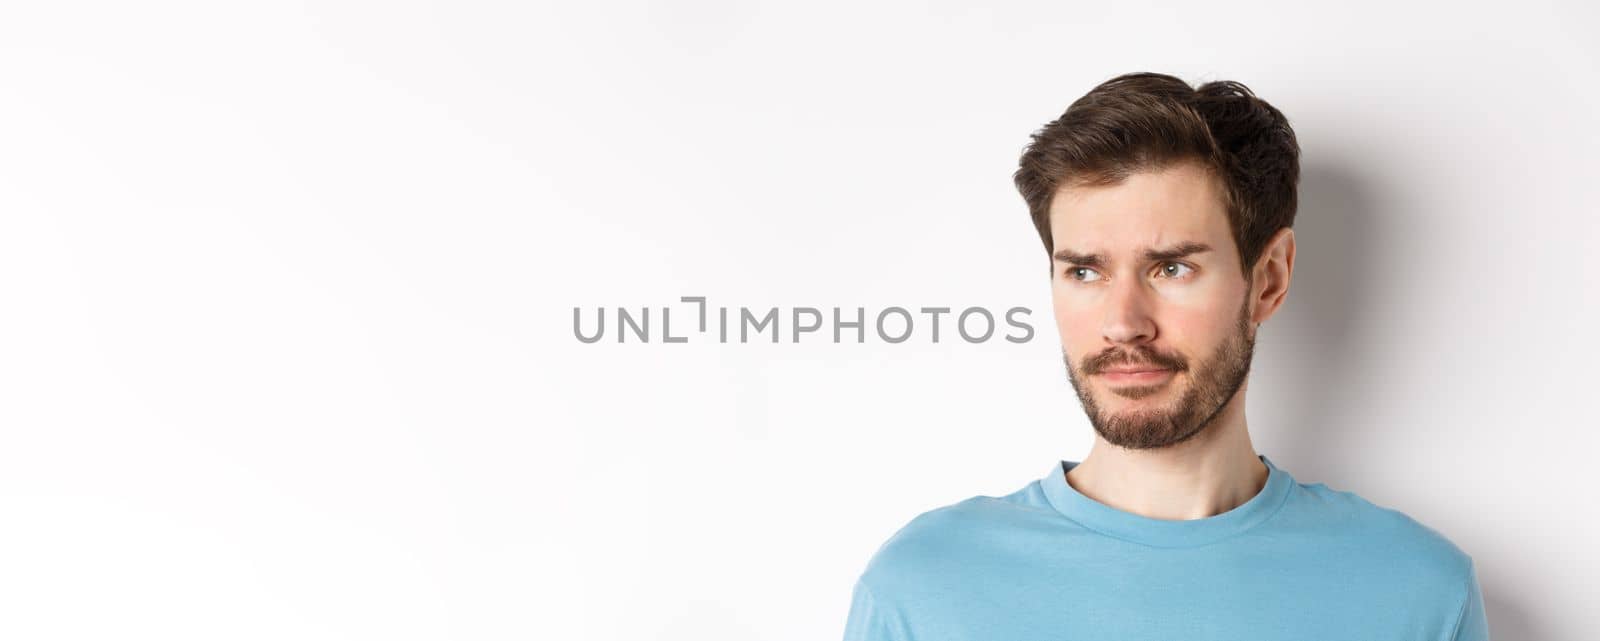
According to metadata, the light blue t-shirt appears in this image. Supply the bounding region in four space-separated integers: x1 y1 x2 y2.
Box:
843 454 1488 640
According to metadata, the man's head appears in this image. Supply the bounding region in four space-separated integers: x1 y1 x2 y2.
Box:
1012 72 1300 451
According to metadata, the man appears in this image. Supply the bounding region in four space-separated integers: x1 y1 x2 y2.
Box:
842 72 1490 640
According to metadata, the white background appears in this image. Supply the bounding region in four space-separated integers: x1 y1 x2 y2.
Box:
2 1 1597 639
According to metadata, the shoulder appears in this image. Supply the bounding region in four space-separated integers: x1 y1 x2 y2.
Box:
855 482 1054 593
1286 480 1476 584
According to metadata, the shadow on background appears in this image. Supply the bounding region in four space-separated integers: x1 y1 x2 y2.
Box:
1266 160 1540 641
1267 160 1381 482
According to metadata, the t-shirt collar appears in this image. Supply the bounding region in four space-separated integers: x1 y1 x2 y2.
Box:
1039 453 1294 548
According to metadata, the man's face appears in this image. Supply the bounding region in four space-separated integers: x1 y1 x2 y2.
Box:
1048 162 1258 451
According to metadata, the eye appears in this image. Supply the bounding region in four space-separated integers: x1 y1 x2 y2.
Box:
1157 262 1195 279
1065 266 1102 282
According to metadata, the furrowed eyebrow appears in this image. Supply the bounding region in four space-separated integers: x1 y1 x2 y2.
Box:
1052 242 1213 266
1144 241 1213 262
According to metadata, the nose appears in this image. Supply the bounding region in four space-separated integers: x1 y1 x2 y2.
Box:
1101 274 1158 345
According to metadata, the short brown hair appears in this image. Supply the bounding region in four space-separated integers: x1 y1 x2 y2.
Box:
1013 72 1300 277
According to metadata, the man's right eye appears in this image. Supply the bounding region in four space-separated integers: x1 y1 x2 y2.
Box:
1065 267 1102 282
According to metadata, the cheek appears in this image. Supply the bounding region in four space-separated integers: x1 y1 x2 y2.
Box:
1161 309 1212 349
1162 297 1241 356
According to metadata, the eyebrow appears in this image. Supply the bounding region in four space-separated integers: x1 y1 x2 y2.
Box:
1052 241 1214 267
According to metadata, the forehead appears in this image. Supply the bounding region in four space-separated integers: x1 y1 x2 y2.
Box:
1047 163 1230 250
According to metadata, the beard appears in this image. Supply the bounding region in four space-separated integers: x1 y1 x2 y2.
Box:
1062 294 1257 451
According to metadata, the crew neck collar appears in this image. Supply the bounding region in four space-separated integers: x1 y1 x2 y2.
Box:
1039 453 1294 548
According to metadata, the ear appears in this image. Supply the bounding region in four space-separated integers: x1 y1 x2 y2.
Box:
1250 227 1295 325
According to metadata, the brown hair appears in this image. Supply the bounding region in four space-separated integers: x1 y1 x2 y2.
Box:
1012 72 1300 277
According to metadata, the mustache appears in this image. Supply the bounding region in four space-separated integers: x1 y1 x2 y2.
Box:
1081 346 1186 374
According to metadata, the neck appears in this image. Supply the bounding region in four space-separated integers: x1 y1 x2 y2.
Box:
1065 389 1267 521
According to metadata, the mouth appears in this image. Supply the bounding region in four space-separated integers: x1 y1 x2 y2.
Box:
1097 368 1175 385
